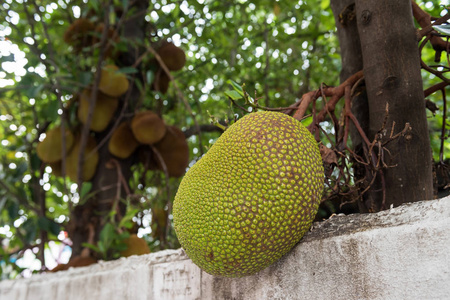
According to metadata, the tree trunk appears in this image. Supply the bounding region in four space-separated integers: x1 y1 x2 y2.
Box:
68 0 149 257
330 0 370 212
331 0 434 212
355 0 434 210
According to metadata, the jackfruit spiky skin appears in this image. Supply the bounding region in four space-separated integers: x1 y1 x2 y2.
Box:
173 111 324 277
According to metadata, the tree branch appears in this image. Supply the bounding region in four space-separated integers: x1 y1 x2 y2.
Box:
412 1 450 53
183 124 224 139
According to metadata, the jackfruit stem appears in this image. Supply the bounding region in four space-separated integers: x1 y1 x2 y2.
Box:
207 110 227 131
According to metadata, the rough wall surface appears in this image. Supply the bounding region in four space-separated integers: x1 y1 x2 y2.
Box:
1 196 449 300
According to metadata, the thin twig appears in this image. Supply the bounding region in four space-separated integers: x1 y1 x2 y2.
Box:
293 70 364 122
440 88 447 162
146 45 205 155
150 145 172 241
76 0 112 189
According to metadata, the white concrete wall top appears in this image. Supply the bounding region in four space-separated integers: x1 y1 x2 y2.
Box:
1 196 449 300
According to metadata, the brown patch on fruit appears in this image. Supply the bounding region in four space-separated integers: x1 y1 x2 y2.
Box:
205 251 214 262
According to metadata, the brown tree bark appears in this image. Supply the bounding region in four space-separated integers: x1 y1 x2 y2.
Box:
355 0 434 210
331 0 434 212
68 0 149 257
331 0 370 212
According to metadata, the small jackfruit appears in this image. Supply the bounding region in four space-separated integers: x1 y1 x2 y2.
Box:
98 64 129 97
157 42 186 71
152 68 171 94
66 135 99 182
108 121 139 159
120 234 151 257
51 255 97 272
48 161 62 177
37 126 74 163
173 111 324 277
63 18 94 52
153 125 189 177
77 88 119 132
131 111 166 145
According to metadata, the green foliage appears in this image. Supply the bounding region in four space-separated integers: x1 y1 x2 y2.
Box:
82 206 139 260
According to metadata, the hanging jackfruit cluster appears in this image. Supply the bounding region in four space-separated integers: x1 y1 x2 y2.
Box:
63 17 119 58
36 18 189 182
108 110 189 178
37 126 99 182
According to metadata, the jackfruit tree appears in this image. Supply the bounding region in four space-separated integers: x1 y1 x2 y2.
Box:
0 0 449 279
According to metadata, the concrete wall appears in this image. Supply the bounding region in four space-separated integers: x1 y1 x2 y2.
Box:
1 196 449 300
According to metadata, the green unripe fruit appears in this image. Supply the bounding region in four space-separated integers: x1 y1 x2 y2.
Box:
173 111 324 277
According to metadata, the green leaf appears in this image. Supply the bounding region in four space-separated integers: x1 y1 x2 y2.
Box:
433 24 450 36
7 201 20 219
38 217 61 237
301 115 313 127
146 70 155 84
80 182 93 199
118 231 130 239
41 100 60 122
227 79 244 96
0 196 7 212
0 53 15 62
321 0 330 10
97 240 106 254
30 153 41 171
115 243 128 252
16 162 28 175
26 84 44 98
118 208 139 229
37 217 51 231
22 219 37 244
77 72 93 86
225 90 243 100
119 67 138 74
99 223 116 248
82 242 100 253
49 220 61 236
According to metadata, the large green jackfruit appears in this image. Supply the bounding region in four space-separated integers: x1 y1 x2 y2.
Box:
173 111 324 277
